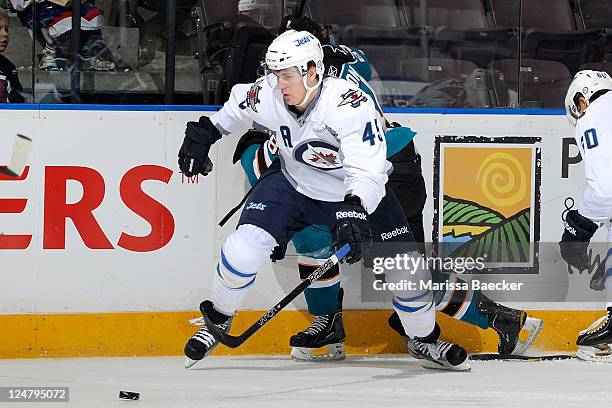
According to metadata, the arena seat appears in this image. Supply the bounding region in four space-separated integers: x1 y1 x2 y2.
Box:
400 57 494 107
490 58 572 108
488 0 600 75
304 0 403 27
402 0 515 69
575 0 612 62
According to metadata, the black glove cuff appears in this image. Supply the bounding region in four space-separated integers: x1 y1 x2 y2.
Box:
565 210 598 240
186 116 222 145
198 116 223 142
343 194 363 206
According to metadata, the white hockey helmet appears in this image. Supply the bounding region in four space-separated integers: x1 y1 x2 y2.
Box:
564 70 612 126
265 30 324 76
264 30 325 106
264 30 324 105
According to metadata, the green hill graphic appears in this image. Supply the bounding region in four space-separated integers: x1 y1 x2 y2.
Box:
448 208 531 262
443 196 504 226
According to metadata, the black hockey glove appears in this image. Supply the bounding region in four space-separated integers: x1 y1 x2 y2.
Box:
178 116 222 177
332 195 371 264
559 210 598 271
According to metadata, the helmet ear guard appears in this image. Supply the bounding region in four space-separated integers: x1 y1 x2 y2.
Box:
564 70 612 127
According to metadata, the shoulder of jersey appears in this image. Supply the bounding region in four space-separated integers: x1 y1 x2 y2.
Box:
590 91 612 117
236 77 274 114
321 77 374 115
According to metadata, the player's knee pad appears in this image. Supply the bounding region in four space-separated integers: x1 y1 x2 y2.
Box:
218 224 277 289
298 256 340 288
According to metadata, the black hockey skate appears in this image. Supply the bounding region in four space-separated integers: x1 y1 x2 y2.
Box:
290 288 346 361
184 300 232 368
477 293 543 355
576 307 612 363
388 313 470 371
409 323 470 371
290 310 346 361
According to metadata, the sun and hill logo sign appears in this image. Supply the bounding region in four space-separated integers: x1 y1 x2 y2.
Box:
432 136 542 273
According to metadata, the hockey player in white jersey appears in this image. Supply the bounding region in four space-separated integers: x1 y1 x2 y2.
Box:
179 30 469 370
562 69 612 362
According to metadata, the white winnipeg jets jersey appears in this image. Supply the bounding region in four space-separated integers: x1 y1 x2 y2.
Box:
575 91 612 222
211 76 390 213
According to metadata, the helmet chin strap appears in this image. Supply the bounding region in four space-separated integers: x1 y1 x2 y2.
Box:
296 75 322 107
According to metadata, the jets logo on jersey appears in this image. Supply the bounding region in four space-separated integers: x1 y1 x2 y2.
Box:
338 89 368 108
294 141 341 171
246 202 267 211
240 82 262 112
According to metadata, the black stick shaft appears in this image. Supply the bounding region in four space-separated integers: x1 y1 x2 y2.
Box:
205 244 350 348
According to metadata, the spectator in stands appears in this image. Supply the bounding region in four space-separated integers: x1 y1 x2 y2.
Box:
0 8 24 102
7 0 116 71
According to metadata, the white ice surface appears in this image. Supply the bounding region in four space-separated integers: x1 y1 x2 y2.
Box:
1 355 611 408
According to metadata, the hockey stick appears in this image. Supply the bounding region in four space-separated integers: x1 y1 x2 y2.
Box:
202 244 351 349
470 353 575 361
0 134 32 177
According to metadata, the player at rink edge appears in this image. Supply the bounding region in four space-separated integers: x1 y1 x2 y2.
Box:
230 14 542 363
561 69 612 362
178 29 470 371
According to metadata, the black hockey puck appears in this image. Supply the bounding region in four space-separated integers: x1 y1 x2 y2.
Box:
119 391 140 400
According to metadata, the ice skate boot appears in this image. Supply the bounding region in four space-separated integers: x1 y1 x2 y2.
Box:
184 300 232 368
387 313 469 370
576 307 612 363
290 311 346 362
477 293 543 355
407 323 470 371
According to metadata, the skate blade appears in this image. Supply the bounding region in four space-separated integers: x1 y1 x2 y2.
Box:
291 344 346 362
420 359 471 372
185 357 200 369
576 345 612 363
512 317 544 355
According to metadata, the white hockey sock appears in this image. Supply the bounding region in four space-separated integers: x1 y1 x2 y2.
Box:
385 251 435 338
211 224 277 316
392 292 435 338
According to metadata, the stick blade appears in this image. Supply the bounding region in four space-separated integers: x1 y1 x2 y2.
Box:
4 134 32 178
